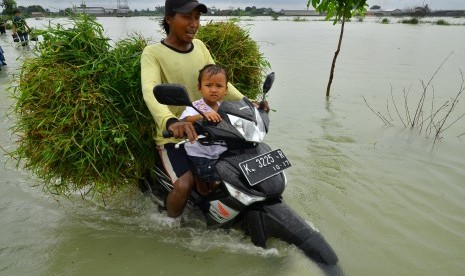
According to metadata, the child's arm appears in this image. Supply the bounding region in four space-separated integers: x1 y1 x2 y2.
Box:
183 114 203 124
204 111 222 123
184 111 222 124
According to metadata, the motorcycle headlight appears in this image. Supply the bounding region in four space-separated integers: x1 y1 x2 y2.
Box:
282 171 288 186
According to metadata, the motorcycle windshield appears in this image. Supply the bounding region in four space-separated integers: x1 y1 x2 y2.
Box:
227 108 266 142
215 98 268 143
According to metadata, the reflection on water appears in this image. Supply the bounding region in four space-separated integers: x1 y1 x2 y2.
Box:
1 16 465 276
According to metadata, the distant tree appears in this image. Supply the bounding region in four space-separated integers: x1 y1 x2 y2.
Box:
63 8 72 15
413 4 430 17
1 0 17 15
16 5 27 14
370 5 381 10
154 5 164 14
307 0 368 97
26 5 46 14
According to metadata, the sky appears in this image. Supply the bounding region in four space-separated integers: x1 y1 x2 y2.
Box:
14 0 465 12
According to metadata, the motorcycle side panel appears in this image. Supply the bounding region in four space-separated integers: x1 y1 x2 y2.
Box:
206 199 240 225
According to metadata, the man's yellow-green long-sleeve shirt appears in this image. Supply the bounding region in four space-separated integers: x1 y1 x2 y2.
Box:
141 39 243 145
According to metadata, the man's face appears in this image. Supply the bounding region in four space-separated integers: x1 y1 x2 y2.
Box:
166 8 201 44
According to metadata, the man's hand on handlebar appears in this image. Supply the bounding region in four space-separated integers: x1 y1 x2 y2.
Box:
168 121 198 143
255 101 270 113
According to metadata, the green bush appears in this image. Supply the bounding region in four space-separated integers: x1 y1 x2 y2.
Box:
435 19 450 25
292 16 307 22
400 18 419 24
380 18 390 24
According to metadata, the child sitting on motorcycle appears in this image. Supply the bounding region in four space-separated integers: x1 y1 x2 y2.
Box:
180 64 228 195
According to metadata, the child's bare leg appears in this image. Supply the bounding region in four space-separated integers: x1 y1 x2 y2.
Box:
208 181 221 192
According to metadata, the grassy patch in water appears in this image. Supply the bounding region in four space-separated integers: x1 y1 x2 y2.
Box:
9 15 270 197
293 16 308 22
435 19 450 25
380 18 390 24
362 53 465 144
400 18 419 24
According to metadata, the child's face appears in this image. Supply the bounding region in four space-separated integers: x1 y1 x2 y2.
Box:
198 72 228 105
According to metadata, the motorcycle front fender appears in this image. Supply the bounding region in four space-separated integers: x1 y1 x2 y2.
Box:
244 199 339 266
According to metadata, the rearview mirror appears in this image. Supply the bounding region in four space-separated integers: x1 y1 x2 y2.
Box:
153 84 193 107
153 84 207 119
262 72 275 95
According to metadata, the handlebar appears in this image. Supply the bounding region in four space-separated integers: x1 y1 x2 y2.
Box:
174 135 207 149
162 130 173 138
162 130 206 149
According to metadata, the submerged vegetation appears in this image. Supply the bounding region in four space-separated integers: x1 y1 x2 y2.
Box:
378 17 465 25
363 53 465 144
293 16 308 22
435 19 450 25
10 15 269 197
380 18 390 24
400 18 420 24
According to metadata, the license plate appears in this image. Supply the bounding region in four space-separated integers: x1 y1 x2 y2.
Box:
239 148 292 186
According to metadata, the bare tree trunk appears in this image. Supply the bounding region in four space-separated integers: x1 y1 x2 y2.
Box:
326 6 347 98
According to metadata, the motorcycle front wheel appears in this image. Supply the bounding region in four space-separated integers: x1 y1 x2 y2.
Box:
244 199 339 266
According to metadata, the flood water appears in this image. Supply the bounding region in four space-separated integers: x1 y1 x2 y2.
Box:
1 16 465 275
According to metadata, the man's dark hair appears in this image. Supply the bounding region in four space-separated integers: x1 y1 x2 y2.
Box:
159 10 175 35
160 0 207 35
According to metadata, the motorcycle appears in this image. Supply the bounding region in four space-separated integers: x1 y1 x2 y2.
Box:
139 73 339 266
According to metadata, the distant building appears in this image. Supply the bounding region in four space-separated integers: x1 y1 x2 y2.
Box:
74 5 129 15
74 6 105 15
280 9 321 16
114 6 130 15
31 12 46 18
366 9 402 16
431 10 465 16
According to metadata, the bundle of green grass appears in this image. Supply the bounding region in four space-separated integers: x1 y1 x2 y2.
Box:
11 15 270 197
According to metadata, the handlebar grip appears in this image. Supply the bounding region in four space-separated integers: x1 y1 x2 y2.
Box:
162 130 173 138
